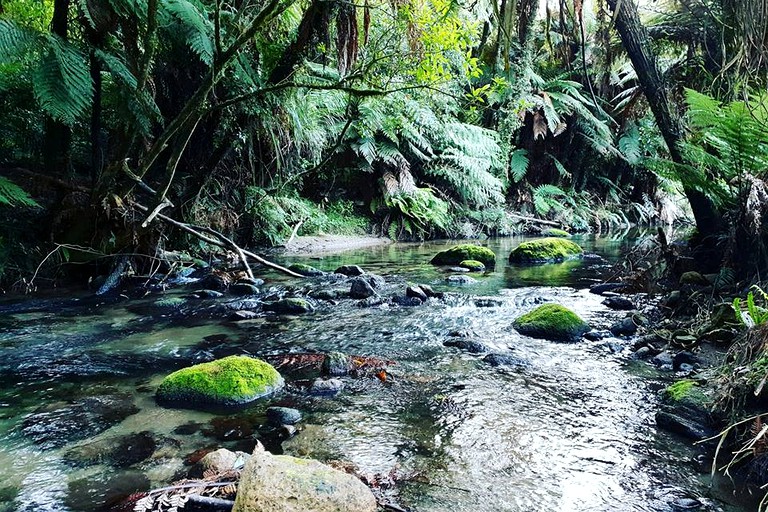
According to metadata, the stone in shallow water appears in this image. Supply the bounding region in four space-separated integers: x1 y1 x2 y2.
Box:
334 265 366 277
350 278 377 299
266 407 302 426
430 244 496 267
443 338 489 353
21 393 139 449
289 263 325 277
233 445 376 512
513 304 589 342
322 352 351 376
446 275 476 285
309 378 344 395
63 431 157 468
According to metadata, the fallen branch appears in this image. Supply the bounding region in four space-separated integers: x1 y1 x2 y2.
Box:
507 212 560 226
130 200 304 278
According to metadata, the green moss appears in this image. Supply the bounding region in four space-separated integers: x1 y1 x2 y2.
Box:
513 303 590 341
459 259 486 272
431 244 496 267
154 297 186 309
156 355 284 408
542 228 571 238
664 379 697 401
509 238 583 264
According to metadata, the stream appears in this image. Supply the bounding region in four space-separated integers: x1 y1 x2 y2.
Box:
0 232 749 511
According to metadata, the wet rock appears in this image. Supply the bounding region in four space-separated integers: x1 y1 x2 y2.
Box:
229 310 260 321
447 266 470 273
443 338 489 353
289 264 325 277
509 238 583 264
656 380 714 440
334 265 366 277
156 355 284 409
322 352 351 376
660 290 682 309
173 422 203 435
542 228 570 238
233 444 376 512
205 415 258 441
652 351 674 368
634 346 653 359
582 253 605 263
406 285 429 302
66 470 150 512
513 304 590 342
584 330 611 341
356 296 386 308
483 353 526 367
680 271 709 286
610 317 638 336
309 378 344 395
189 448 250 478
391 295 422 306
446 275 476 285
602 296 635 310
459 260 486 272
416 284 443 298
191 289 225 299
673 351 698 370
700 328 737 344
350 278 377 299
671 497 703 510
475 298 502 308
63 431 157 468
589 283 626 295
22 393 139 449
199 273 231 291
230 283 260 296
309 289 343 301
430 244 496 267
264 298 313 315
266 407 302 426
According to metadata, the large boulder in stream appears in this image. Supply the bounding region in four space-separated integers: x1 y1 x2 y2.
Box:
508 238 584 264
233 444 377 512
655 379 715 441
430 244 496 267
513 303 590 342
156 355 284 409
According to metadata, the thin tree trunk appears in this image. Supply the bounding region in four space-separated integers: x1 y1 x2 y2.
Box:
607 0 722 238
90 49 103 187
43 0 72 176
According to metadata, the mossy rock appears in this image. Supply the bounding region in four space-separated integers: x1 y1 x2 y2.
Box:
288 264 324 277
508 238 583 264
542 228 571 238
430 244 496 267
156 355 284 409
662 379 707 404
512 303 590 341
458 260 486 272
263 298 313 315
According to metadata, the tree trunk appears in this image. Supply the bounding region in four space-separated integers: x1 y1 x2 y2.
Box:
43 0 72 176
607 0 722 238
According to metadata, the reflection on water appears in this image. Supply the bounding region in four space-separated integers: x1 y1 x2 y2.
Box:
0 232 746 511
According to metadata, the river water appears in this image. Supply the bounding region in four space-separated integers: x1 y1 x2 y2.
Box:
0 233 747 511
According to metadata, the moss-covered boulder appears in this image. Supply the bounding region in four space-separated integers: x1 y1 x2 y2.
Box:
263 298 313 315
512 303 589 341
508 238 583 264
459 259 486 272
431 244 496 267
542 228 571 238
656 379 714 440
156 356 284 409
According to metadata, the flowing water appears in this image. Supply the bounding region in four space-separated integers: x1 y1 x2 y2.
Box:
0 232 748 511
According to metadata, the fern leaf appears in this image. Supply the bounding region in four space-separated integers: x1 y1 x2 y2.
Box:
162 0 214 65
0 177 38 207
0 19 40 63
619 123 641 164
510 148 530 183
33 37 93 125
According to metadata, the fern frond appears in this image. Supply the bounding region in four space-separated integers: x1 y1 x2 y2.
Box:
510 148 530 183
33 37 92 125
0 177 38 207
162 0 214 65
0 19 40 63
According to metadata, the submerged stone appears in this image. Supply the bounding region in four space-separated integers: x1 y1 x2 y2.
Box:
156 355 284 409
266 407 302 426
443 338 489 353
431 244 496 267
508 238 583 264
233 444 377 512
263 298 313 315
512 303 589 342
289 264 325 277
63 431 157 468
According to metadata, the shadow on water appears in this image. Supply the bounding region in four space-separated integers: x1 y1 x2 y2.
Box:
0 231 751 511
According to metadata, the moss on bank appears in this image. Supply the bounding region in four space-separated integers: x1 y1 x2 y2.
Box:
509 238 583 264
156 355 284 408
513 303 590 341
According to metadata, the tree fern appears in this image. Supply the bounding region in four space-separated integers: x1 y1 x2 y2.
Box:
33 37 93 125
510 148 530 183
0 19 39 63
161 0 215 65
618 122 642 165
533 184 567 215
0 177 38 207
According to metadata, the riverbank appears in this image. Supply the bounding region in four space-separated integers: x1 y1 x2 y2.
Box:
275 235 394 256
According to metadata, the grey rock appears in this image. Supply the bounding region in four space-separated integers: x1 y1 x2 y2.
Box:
483 353 526 367
189 448 250 478
589 283 626 295
266 407 302 426
406 285 429 302
322 352 351 376
446 275 476 285
443 338 489 353
602 296 635 310
229 310 259 321
610 317 638 336
335 265 366 277
310 378 344 395
230 283 260 296
350 278 377 299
